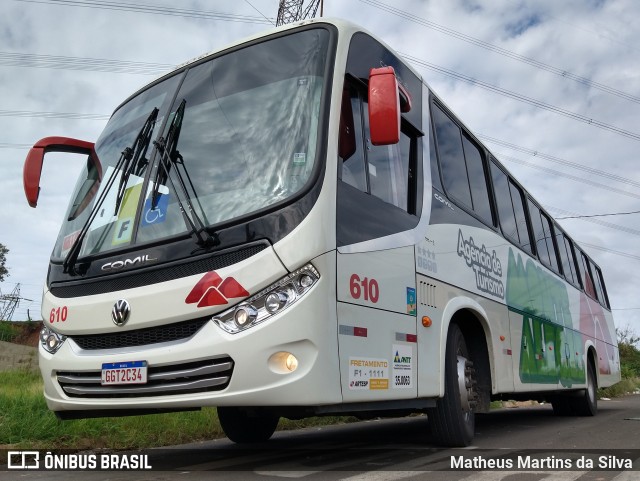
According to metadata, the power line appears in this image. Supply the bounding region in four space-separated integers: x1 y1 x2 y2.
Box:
498 153 640 201
0 143 33 149
547 206 640 237
579 240 640 262
555 210 640 220
360 0 640 105
14 0 273 24
243 0 275 27
479 134 640 190
402 53 640 142
0 109 109 120
0 51 173 75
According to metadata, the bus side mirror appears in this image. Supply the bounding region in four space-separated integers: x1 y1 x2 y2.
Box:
368 66 412 146
23 136 97 207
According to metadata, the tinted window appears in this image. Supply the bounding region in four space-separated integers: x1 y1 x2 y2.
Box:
590 260 608 307
540 212 559 273
556 230 576 284
491 161 518 242
432 105 472 208
594 266 610 309
577 250 596 297
509 181 532 253
563 237 580 285
528 200 550 266
462 135 493 224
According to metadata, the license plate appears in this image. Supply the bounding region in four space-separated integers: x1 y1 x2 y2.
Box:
101 361 148 385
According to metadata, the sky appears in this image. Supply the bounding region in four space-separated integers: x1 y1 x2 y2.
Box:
0 0 639 337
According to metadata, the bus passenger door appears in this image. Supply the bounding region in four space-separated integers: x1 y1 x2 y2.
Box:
336 78 421 402
336 249 418 402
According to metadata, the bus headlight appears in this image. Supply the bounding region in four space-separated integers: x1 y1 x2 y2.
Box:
40 325 67 354
212 264 319 334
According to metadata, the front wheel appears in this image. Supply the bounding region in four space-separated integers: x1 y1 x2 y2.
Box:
428 323 477 447
217 407 279 443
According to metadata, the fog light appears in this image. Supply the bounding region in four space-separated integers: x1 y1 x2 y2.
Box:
285 353 298 372
234 305 257 328
268 351 299 374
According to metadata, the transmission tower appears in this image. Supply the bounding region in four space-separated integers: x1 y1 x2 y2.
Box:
276 0 323 26
0 284 31 321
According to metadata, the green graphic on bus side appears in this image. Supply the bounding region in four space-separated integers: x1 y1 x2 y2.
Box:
506 249 585 386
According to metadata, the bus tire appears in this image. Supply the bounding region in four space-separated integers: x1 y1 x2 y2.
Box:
217 407 279 443
428 322 476 447
570 360 597 416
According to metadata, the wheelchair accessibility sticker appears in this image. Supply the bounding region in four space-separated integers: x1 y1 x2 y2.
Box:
141 194 169 227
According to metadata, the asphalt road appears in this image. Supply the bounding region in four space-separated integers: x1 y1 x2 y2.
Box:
3 395 640 480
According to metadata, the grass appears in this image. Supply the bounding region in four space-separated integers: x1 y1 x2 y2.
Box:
3 367 638 449
598 377 640 398
0 370 356 449
0 321 20 342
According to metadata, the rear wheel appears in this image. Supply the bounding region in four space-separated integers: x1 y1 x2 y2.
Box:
217 407 279 443
570 360 598 416
428 323 477 447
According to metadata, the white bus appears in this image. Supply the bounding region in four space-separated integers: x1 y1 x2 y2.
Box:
23 18 620 447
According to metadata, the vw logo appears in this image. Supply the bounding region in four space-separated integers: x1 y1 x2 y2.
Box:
112 299 131 326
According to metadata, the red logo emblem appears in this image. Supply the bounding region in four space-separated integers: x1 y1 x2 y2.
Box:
185 271 250 308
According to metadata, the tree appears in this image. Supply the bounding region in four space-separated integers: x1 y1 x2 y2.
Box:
0 243 8 282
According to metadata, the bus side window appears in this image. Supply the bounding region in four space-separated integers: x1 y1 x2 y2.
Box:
491 160 533 253
528 200 551 267
540 210 559 273
576 250 596 298
432 104 472 209
592 263 611 309
432 104 492 225
491 161 518 243
462 135 493 225
339 85 367 193
564 236 581 287
556 228 577 285
338 79 417 215
362 100 412 212
509 181 533 254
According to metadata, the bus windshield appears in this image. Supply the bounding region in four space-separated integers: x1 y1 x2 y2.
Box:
52 27 330 260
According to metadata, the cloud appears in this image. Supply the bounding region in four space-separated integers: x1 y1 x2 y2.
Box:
1 0 638 335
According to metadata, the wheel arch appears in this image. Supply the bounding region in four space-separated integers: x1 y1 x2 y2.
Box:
585 342 599 388
439 297 494 412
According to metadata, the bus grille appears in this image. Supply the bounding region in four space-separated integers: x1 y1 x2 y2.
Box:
70 318 209 350
56 357 234 398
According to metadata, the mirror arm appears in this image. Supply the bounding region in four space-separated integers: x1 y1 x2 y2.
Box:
23 137 98 208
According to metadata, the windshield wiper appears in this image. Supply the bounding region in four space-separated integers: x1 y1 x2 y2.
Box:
152 99 217 248
63 107 160 275
113 107 158 215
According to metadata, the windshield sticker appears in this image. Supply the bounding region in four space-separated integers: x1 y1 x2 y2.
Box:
348 357 389 390
141 193 170 227
111 183 143 245
293 153 306 165
392 344 413 389
457 229 505 299
91 166 144 231
61 230 80 257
